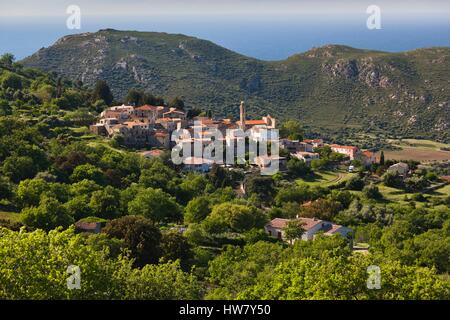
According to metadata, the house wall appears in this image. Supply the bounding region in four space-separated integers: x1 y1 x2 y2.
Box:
264 225 284 240
302 222 324 240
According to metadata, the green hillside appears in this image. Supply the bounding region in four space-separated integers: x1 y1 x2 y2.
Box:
22 29 450 141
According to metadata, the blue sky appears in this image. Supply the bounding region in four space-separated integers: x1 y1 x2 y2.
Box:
0 1 448 60
1 0 449 18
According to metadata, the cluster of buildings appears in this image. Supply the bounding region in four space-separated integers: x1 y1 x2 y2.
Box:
90 101 377 172
280 138 377 167
89 104 183 148
90 101 284 171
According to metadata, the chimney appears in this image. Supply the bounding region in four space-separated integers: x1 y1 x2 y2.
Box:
239 101 246 130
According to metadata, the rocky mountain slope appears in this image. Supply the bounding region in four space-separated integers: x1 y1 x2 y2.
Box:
22 29 450 141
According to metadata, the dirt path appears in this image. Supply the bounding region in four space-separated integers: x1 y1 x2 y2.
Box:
326 172 346 185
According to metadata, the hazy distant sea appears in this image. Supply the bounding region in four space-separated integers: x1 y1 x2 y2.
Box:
0 15 449 60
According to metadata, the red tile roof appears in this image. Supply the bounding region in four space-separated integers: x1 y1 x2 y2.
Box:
266 217 323 231
135 105 158 111
75 221 101 231
303 139 322 143
362 150 375 157
244 119 267 125
141 149 164 157
330 144 359 151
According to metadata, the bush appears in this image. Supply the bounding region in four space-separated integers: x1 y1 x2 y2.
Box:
345 176 365 191
363 184 383 200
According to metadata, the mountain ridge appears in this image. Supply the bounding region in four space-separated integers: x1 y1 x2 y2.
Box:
21 29 450 141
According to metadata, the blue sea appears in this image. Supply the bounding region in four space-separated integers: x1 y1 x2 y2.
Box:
0 15 449 61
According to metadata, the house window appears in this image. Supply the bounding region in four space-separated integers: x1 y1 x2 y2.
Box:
277 231 282 240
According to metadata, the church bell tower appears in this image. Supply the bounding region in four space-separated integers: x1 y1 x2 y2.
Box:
239 101 246 130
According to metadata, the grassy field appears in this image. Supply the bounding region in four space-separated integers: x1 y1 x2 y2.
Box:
377 139 450 162
376 182 450 205
377 184 413 203
432 184 450 198
297 169 355 187
87 139 125 154
0 211 22 222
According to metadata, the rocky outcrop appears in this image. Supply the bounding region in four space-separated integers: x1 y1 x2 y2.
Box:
322 58 392 88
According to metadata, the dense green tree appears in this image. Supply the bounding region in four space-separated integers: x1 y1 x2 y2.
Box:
363 184 383 200
208 164 233 189
0 99 11 116
382 171 404 189
139 159 177 191
203 202 267 233
0 227 200 299
244 174 275 204
92 80 113 106
206 241 285 299
284 220 306 244
239 253 450 300
184 196 211 224
0 176 12 200
1 155 37 183
379 151 385 165
300 198 342 221
168 97 185 110
128 188 182 223
70 164 106 185
122 261 200 299
345 175 365 191
274 184 312 207
16 178 49 208
329 190 353 209
1 72 23 90
103 215 162 267
160 230 193 270
280 120 303 140
0 53 15 67
89 186 121 219
287 157 311 178
21 196 74 231
69 179 102 197
64 195 93 221
125 88 144 106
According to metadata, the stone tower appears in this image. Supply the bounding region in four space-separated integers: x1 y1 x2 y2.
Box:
239 101 246 130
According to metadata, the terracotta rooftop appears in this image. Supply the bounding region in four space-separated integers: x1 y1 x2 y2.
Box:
183 157 215 165
140 149 164 157
243 119 267 125
362 150 375 157
135 105 159 111
330 144 359 151
75 221 101 232
266 217 323 231
303 139 322 143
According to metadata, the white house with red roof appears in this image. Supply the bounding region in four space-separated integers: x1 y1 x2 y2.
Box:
265 217 352 242
330 144 360 160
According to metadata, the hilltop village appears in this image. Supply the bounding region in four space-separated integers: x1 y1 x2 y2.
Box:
90 101 377 173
